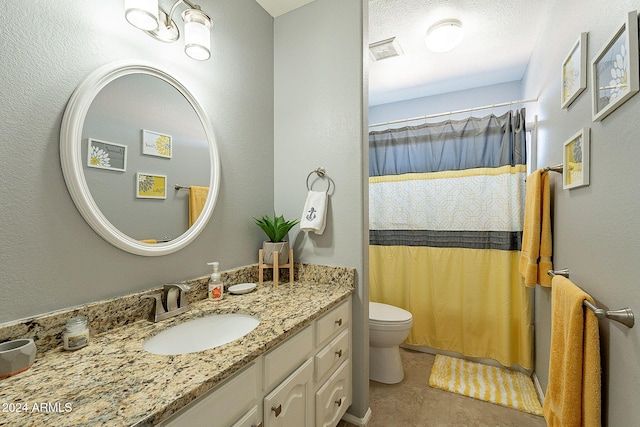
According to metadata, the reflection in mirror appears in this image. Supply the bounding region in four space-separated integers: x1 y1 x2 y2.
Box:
60 61 219 256
82 73 210 241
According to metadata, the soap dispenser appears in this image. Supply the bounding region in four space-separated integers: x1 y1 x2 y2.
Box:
207 262 223 301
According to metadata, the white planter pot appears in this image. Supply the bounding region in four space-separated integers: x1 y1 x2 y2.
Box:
263 241 290 264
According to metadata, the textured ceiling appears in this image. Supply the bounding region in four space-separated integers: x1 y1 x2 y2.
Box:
256 0 551 106
368 0 552 105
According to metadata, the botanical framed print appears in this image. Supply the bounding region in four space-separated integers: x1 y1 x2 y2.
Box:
136 173 167 199
87 138 127 172
561 33 587 109
142 129 172 158
562 128 590 190
591 11 639 121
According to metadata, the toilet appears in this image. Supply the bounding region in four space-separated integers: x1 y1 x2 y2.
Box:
369 301 413 384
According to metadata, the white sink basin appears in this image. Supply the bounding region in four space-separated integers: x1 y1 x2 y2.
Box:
143 314 260 355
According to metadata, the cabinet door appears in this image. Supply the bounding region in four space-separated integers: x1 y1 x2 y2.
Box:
315 360 351 427
264 358 314 427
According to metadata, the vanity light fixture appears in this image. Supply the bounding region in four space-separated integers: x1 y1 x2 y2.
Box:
124 0 213 61
425 19 464 53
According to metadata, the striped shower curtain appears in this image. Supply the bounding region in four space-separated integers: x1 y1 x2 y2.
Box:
369 110 533 370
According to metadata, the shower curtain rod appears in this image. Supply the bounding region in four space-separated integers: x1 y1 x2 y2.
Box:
368 98 538 128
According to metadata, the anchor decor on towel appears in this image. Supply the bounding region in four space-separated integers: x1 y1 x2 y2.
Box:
301 167 333 235
306 207 317 221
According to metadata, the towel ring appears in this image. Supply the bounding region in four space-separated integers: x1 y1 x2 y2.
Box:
306 167 333 193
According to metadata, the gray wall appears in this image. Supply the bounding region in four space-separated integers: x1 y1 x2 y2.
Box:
369 80 523 125
0 0 275 323
273 0 368 419
523 1 640 424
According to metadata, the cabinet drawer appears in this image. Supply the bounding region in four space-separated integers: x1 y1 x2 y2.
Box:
264 325 312 391
315 329 349 383
315 300 350 347
162 362 259 426
315 360 351 427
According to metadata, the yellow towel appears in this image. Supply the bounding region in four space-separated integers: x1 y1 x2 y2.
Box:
188 186 209 227
544 275 601 427
519 169 553 287
139 239 157 244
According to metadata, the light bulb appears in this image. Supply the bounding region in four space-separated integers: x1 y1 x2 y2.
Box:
182 9 212 61
124 0 159 31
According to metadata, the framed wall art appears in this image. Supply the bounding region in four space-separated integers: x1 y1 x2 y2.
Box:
136 172 167 199
142 129 173 158
562 128 590 190
561 32 588 109
591 10 639 121
87 138 127 172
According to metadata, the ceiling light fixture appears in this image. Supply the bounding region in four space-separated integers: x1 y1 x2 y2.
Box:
125 0 213 61
425 19 463 53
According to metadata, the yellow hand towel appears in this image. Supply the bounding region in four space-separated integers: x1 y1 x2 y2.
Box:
544 275 601 427
139 239 157 244
519 169 553 287
188 186 209 227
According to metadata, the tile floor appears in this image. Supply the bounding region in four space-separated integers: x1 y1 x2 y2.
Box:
338 348 546 427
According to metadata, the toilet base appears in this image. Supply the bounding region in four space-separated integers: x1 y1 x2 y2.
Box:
369 345 404 384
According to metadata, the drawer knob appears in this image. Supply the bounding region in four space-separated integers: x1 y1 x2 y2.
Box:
335 349 343 358
271 404 282 417
335 318 343 326
335 398 343 407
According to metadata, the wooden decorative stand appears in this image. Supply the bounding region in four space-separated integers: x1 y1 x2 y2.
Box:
258 249 294 287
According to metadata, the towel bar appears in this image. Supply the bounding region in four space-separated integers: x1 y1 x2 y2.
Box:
306 167 334 193
174 185 191 190
544 164 563 173
547 269 635 328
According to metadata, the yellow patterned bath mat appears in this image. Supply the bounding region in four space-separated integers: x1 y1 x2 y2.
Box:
428 355 543 416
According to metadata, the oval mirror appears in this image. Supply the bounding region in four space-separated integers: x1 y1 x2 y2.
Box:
60 60 220 256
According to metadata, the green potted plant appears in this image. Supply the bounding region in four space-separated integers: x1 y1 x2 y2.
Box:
254 213 299 264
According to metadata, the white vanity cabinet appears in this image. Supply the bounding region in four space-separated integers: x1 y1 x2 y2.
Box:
160 297 351 427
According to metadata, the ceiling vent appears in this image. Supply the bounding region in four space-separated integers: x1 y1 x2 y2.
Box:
369 37 403 61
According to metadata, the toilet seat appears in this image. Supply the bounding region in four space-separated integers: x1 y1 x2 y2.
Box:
369 302 413 331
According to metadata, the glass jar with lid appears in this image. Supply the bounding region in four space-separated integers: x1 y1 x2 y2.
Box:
63 316 90 351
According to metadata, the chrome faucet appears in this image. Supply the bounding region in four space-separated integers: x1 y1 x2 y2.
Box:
141 284 191 322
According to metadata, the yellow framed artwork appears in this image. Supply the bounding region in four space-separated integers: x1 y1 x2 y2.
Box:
136 172 167 199
142 129 172 158
562 128 590 190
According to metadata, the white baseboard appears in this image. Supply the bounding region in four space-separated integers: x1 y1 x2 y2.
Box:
342 407 372 426
532 371 545 406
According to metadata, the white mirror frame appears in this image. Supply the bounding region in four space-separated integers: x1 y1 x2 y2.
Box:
60 60 220 256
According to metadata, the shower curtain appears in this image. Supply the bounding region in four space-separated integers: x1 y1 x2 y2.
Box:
369 110 532 370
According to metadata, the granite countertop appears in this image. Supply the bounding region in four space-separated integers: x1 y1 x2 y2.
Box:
0 275 354 426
